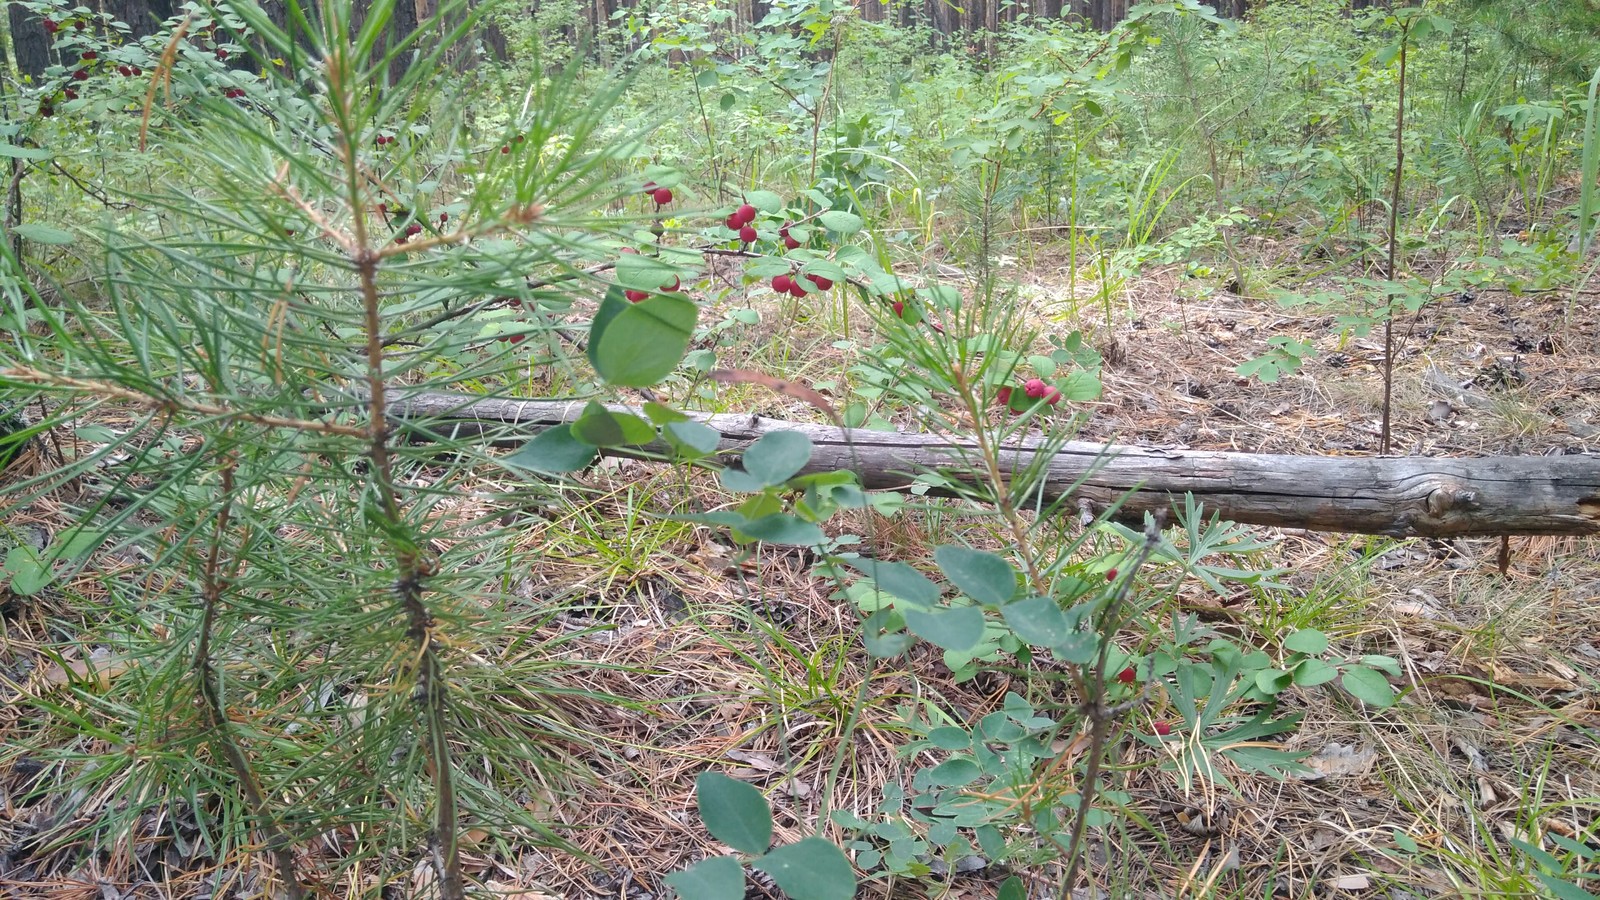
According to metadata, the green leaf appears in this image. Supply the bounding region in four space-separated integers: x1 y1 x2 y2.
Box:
1052 632 1097 664
643 401 689 424
1535 874 1597 900
666 420 721 457
1255 668 1295 696
739 514 825 546
925 757 982 787
1341 667 1396 707
903 605 986 651
818 210 864 235
2 545 53 596
743 190 784 213
934 546 1017 606
739 431 812 487
1283 629 1329 656
1292 657 1339 687
589 288 698 387
0 144 53 160
1056 370 1101 401
662 851 742 890
751 838 856 900
696 772 772 855
572 401 655 447
664 856 745 900
1359 654 1402 676
718 92 736 111
14 224 73 245
998 876 1027 900
1001 595 1070 647
926 726 971 751
845 559 941 606
860 609 912 658
502 425 596 475
53 527 106 560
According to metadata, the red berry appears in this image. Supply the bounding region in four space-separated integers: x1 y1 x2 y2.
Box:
996 386 1011 406
405 223 422 236
619 246 639 255
284 228 295 236
38 105 53 117
508 333 525 344
130 67 141 76
788 280 807 298
117 65 131 76
783 234 801 251
215 49 227 60
661 276 680 292
43 20 59 33
1106 568 1118 581
808 275 833 291
71 68 89 81
1044 387 1062 406
74 20 85 30
735 203 757 224
738 225 757 244
80 50 97 61
1024 378 1047 399
514 134 524 143
1153 721 1173 736
500 145 510 154
394 235 408 245
771 275 793 294
725 214 742 230
641 181 658 195
438 212 448 222
624 289 648 303
891 301 905 317
63 88 77 100
1117 667 1136 684
652 187 673 206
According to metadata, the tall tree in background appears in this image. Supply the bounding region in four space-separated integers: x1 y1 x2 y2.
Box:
7 4 52 79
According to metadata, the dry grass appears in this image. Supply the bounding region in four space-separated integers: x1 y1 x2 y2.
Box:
2 242 1597 899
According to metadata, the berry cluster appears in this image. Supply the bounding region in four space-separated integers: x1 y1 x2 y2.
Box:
643 181 673 208
375 134 396 146
41 17 87 34
769 272 832 299
624 274 683 303
994 377 1062 413
223 87 245 99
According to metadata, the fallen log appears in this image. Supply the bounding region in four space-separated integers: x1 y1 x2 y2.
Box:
386 392 1600 538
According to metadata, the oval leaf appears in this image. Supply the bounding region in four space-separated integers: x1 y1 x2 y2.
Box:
1341 667 1396 707
15 224 73 245
751 837 856 900
844 559 940 606
903 605 986 651
696 772 772 855
590 290 698 387
664 856 745 900
861 609 913 658
666 420 721 457
502 425 596 475
818 210 864 235
1284 629 1329 656
935 546 1018 606
1001 595 1070 647
739 431 812 487
739 513 825 546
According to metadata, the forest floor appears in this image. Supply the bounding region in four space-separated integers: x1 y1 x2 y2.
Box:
2 233 1598 899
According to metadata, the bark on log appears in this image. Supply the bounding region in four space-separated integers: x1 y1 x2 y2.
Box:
385 391 1600 538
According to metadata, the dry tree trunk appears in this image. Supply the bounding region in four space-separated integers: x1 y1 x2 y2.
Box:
384 392 1600 538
